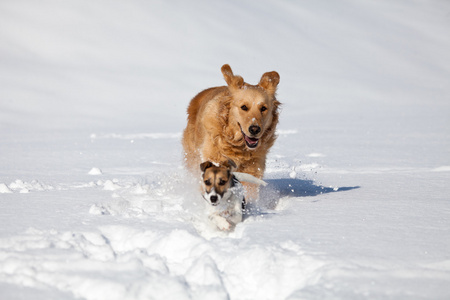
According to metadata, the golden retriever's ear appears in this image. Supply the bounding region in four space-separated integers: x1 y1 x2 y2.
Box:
200 161 213 172
258 71 280 97
221 64 244 89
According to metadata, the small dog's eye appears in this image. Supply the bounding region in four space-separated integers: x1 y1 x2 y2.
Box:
204 180 211 186
241 105 248 111
219 179 226 186
261 106 267 112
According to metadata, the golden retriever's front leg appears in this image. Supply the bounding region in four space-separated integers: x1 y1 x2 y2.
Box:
238 159 265 202
200 139 225 165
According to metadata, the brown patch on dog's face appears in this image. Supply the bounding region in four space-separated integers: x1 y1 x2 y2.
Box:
200 161 234 205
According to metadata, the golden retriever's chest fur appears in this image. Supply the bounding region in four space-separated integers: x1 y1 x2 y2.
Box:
182 64 281 181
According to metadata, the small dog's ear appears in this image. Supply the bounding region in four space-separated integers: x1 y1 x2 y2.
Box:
221 64 244 90
200 161 213 172
223 159 237 171
258 71 280 97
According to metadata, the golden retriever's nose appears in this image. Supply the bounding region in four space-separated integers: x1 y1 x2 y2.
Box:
249 125 261 135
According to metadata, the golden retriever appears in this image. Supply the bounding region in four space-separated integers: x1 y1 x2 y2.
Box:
182 64 281 200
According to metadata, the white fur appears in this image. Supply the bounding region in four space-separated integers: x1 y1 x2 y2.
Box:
206 185 244 231
203 188 220 205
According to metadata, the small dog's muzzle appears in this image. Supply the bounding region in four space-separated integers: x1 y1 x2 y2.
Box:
210 195 218 205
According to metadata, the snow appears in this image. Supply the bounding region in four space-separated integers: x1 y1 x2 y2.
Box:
1 0 450 299
88 168 103 176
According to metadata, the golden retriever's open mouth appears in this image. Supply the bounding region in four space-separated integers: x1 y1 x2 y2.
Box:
244 135 259 148
239 123 259 149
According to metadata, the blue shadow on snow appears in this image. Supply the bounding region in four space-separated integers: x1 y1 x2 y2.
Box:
263 178 360 198
244 178 360 213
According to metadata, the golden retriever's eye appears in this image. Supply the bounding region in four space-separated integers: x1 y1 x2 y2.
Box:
204 180 211 186
219 179 227 186
241 105 248 111
261 106 267 112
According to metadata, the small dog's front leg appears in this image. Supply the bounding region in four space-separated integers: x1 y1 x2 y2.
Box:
209 213 231 231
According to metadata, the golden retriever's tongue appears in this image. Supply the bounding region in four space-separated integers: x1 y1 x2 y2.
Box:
245 135 258 146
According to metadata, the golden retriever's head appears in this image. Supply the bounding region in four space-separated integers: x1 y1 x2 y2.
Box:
221 64 280 150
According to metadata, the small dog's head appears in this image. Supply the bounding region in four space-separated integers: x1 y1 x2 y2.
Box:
200 160 237 206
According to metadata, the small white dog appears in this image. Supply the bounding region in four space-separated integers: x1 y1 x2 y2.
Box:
200 160 267 231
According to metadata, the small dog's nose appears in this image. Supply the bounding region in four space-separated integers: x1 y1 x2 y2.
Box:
210 195 218 203
248 125 261 135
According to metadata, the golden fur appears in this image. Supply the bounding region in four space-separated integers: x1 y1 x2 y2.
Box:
182 64 281 199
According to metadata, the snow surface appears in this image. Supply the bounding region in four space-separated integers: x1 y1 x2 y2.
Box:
1 0 450 299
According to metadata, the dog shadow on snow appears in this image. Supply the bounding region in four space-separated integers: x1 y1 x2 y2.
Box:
253 178 360 211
